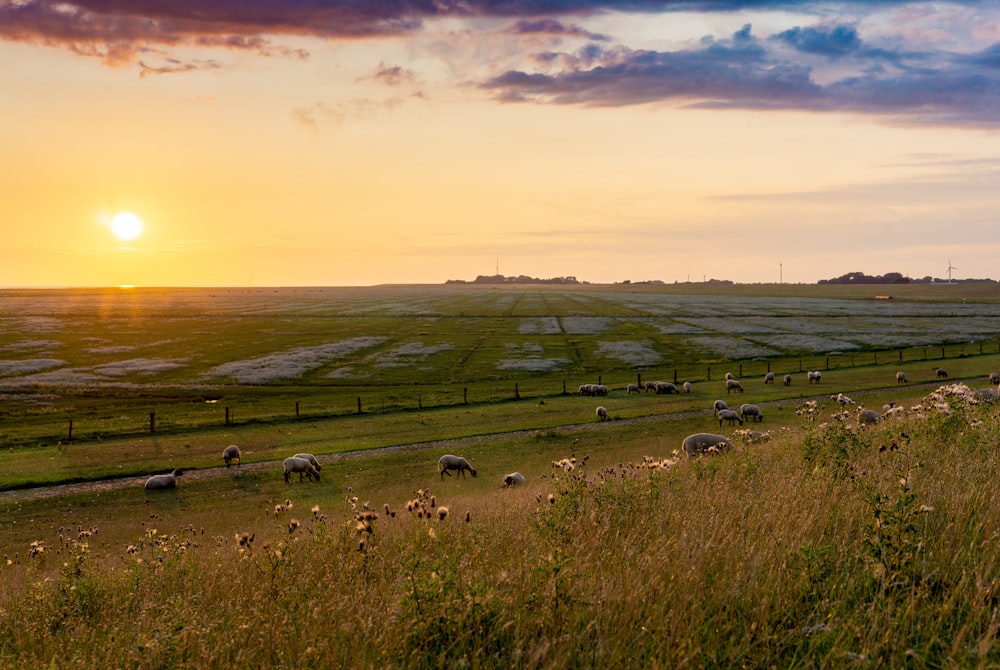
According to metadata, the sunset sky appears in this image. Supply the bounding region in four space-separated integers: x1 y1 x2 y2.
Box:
4 0 1000 287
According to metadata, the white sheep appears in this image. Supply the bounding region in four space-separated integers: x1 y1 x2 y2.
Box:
739 403 763 423
682 432 733 457
764 371 775 384
644 381 658 392
627 383 641 395
222 445 241 468
990 372 1000 385
807 371 822 384
716 408 743 426
935 368 948 379
713 399 729 412
438 454 477 479
858 408 881 425
682 381 692 393
654 381 679 394
725 379 744 394
724 372 734 381
145 469 183 490
502 472 527 487
896 371 908 384
783 374 793 386
283 456 320 483
293 453 321 472
596 406 608 421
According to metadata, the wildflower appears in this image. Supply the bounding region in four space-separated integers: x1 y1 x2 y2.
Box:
437 506 449 521
548 494 556 504
919 505 935 513
288 519 300 533
311 505 320 516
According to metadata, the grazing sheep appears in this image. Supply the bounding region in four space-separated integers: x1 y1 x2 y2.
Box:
145 469 183 490
717 408 744 426
807 371 822 384
654 381 679 394
503 472 527 487
682 432 734 457
644 381 658 392
990 372 1000 385
682 381 692 393
725 379 744 394
764 371 775 384
713 399 729 412
858 408 881 425
783 374 792 386
627 383 641 395
594 384 608 396
739 403 763 423
438 454 477 479
293 453 322 472
596 406 608 421
578 383 595 396
283 456 320 483
222 445 241 467
935 368 948 379
896 371 908 384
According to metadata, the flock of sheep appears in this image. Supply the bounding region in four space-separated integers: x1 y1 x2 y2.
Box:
144 365 1000 493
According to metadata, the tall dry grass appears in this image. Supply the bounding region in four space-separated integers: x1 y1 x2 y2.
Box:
2 394 1000 668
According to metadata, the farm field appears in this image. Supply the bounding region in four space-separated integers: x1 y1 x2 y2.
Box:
3 284 1000 667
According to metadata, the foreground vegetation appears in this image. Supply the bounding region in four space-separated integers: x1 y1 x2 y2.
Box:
2 385 1000 668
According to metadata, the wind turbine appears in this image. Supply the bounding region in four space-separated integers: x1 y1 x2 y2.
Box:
947 260 958 284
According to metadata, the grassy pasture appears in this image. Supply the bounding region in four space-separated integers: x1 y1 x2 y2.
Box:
3 284 1000 666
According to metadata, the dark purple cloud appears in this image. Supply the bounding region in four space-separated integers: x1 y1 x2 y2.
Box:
772 24 861 57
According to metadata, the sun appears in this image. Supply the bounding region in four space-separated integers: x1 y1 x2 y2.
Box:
110 211 144 241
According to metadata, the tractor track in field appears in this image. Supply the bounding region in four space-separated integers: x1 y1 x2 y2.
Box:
0 382 948 505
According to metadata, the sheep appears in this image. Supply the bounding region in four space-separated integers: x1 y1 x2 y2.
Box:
222 445 241 467
578 383 595 396
990 372 1000 385
783 374 793 386
438 454 477 479
725 379 744 394
293 453 321 472
858 408 881 425
283 456 320 483
596 406 608 421
716 408 743 426
654 381 679 394
739 403 763 423
807 371 822 384
764 371 775 384
594 384 608 396
724 372 735 381
682 432 734 457
896 371 908 384
935 368 949 379
502 472 527 487
644 381 658 392
145 469 183 490
627 383 641 395
682 381 692 393
713 399 729 412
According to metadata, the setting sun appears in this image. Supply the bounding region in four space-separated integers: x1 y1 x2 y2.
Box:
110 212 144 241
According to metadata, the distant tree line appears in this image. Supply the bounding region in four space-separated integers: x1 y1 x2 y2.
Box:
446 274 582 285
819 271 996 285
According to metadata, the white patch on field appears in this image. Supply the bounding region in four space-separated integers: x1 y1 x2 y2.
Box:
94 358 188 377
655 321 709 334
327 366 356 379
498 343 568 371
519 317 561 334
561 317 615 335
369 342 454 369
205 337 387 383
687 336 783 359
7 368 105 385
87 345 138 354
0 359 66 376
754 334 861 353
598 341 662 366
2 340 62 352
7 317 62 332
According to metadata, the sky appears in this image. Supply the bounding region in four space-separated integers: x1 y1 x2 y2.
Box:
3 0 1000 287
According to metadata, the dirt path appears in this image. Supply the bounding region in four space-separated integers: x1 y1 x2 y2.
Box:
0 384 927 504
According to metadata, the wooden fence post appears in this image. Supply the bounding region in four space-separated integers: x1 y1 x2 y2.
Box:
150 412 156 433
464 388 468 404
418 393 422 410
225 407 230 425
357 397 362 414
295 401 300 418
515 383 520 399
68 419 73 441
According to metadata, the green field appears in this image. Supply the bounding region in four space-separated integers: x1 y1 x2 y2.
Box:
2 284 1000 667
